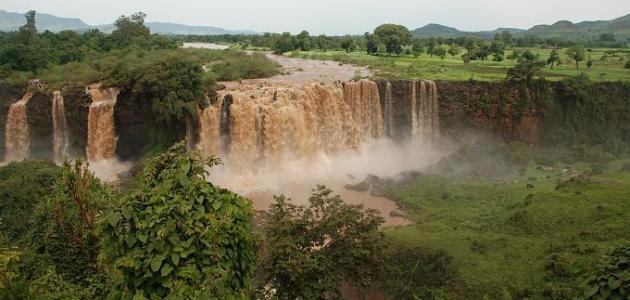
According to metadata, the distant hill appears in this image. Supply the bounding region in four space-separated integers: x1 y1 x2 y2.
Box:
0 10 254 35
412 14 630 41
0 9 89 32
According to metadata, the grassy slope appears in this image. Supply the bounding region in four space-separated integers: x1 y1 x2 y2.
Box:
385 159 630 298
287 48 630 82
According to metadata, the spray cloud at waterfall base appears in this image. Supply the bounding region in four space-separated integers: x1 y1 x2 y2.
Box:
196 80 443 221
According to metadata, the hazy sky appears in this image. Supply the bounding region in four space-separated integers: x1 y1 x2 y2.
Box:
3 0 630 35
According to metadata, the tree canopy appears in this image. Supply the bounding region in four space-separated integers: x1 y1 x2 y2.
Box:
260 186 385 299
374 24 412 55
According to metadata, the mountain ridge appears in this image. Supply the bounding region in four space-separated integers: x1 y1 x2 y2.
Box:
0 9 255 35
411 14 630 40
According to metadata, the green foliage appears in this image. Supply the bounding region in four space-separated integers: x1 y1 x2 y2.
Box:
567 46 587 70
0 161 60 243
379 247 455 299
374 24 412 55
28 161 112 285
260 186 385 299
580 245 630 299
365 33 378 55
340 35 356 53
271 32 295 54
548 48 561 69
100 143 255 299
211 51 280 81
506 50 545 81
111 12 151 48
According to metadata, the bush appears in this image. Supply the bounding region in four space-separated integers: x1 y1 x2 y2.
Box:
379 247 455 299
0 161 60 243
100 143 256 299
260 186 385 299
211 51 280 81
580 245 630 299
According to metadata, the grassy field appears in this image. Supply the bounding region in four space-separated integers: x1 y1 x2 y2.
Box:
384 148 630 298
286 48 630 82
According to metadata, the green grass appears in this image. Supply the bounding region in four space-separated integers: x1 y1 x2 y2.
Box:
286 47 630 82
385 158 630 298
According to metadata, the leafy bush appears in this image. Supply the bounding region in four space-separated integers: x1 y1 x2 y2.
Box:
379 247 455 299
100 143 255 299
260 186 385 299
580 245 630 299
211 51 280 81
0 161 60 243
27 161 113 285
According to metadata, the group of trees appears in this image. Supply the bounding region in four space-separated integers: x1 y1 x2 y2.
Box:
0 143 450 299
0 11 179 76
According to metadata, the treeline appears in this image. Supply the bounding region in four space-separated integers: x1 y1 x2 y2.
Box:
178 26 628 55
0 11 180 76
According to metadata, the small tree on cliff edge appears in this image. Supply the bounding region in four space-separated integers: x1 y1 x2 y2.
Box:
374 24 412 55
260 186 386 299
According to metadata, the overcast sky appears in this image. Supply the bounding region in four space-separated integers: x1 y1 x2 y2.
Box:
3 0 630 35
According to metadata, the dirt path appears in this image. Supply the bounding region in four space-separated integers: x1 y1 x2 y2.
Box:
220 52 372 89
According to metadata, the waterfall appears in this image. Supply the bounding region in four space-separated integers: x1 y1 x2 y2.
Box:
196 80 440 170
52 91 70 163
86 84 119 162
4 93 32 162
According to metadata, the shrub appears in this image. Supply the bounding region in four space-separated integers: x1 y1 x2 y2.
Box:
379 247 456 299
260 186 385 299
580 245 630 299
0 161 60 243
100 143 256 299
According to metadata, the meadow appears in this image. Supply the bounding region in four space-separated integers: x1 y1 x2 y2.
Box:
383 143 630 298
285 48 630 81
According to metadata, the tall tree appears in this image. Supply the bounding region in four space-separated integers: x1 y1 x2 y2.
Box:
111 12 150 48
365 32 378 55
547 48 560 69
566 46 586 70
340 35 355 53
412 39 425 57
373 24 412 55
296 30 312 51
316 34 329 52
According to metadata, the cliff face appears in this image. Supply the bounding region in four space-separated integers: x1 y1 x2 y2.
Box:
2 79 628 164
114 89 187 160
436 80 630 148
26 91 53 160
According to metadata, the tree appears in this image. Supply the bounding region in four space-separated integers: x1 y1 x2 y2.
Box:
625 60 630 71
340 35 355 53
365 33 378 55
111 12 150 48
316 34 329 52
100 143 256 299
587 59 593 69
448 44 461 57
434 46 447 59
426 37 437 57
566 46 586 70
599 32 616 43
272 32 295 54
500 30 513 47
506 50 545 81
296 30 312 51
260 186 385 299
17 10 38 44
411 39 425 57
547 48 560 69
374 24 412 55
